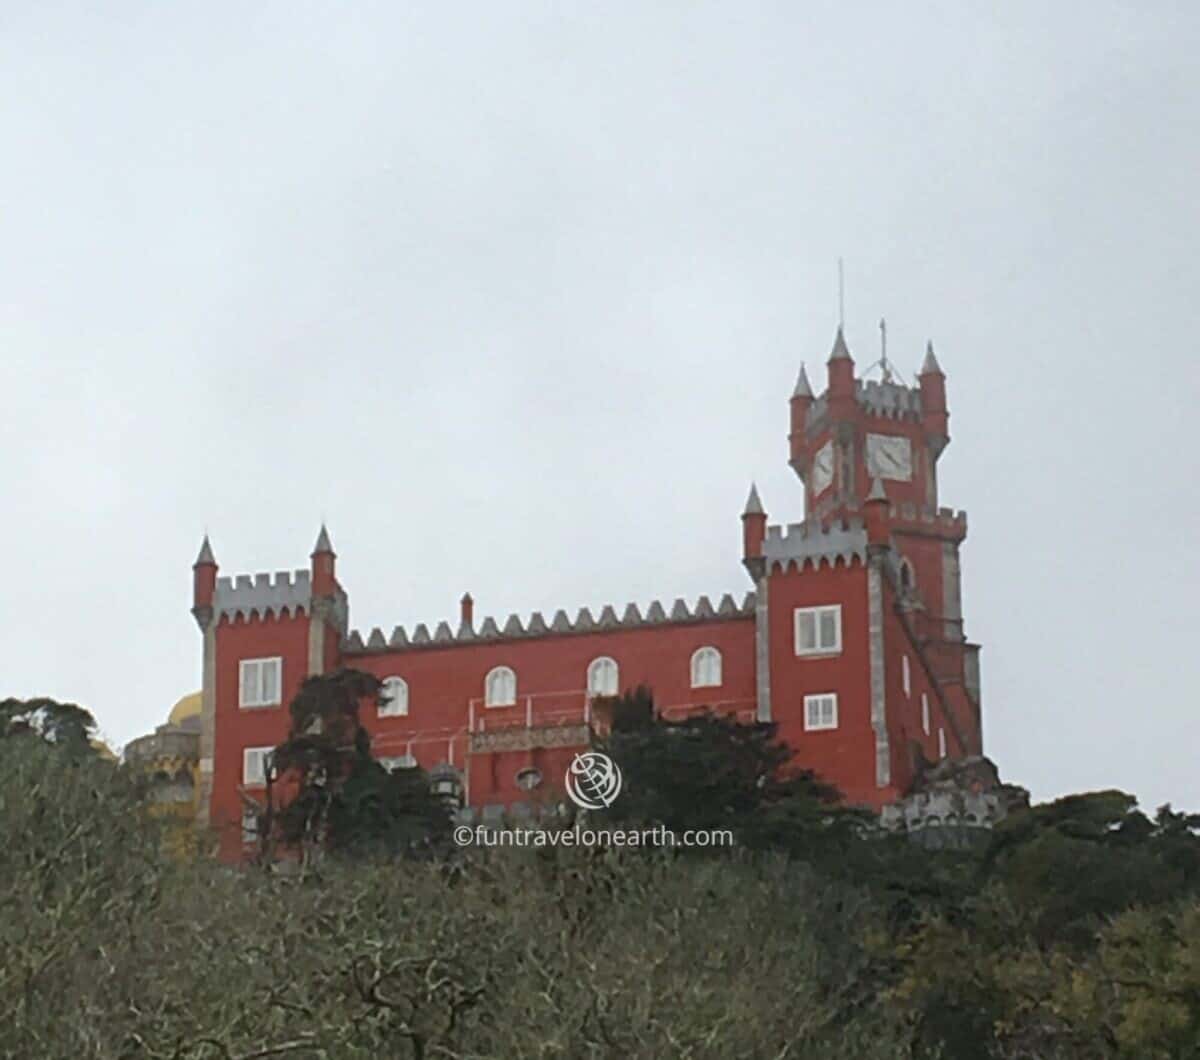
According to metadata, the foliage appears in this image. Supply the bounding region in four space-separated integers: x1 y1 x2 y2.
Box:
265 669 450 860
0 695 98 752
597 686 871 854
6 687 1200 1058
0 736 908 1059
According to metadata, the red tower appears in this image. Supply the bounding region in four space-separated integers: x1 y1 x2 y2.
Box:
192 328 982 859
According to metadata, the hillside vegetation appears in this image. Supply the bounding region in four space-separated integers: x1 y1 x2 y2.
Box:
3 691 1200 1059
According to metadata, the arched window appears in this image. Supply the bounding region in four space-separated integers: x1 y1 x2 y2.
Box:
379 675 409 717
587 656 619 697
485 666 517 707
690 646 722 689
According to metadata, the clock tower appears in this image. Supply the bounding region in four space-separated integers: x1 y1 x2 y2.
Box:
786 328 963 620
753 325 981 805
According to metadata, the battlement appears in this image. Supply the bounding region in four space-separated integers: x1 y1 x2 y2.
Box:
214 569 312 622
803 379 925 438
855 379 922 421
761 518 868 573
887 502 967 538
342 591 757 655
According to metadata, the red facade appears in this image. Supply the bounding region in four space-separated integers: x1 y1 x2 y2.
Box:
191 331 982 860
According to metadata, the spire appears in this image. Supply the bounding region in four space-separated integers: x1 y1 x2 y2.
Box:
194 534 216 567
792 363 813 399
866 476 888 504
742 482 765 516
312 524 334 556
828 325 852 362
921 340 942 376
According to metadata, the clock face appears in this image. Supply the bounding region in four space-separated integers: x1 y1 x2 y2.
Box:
866 433 913 481
811 441 834 496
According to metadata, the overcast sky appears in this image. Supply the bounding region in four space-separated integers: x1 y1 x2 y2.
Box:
2 2 1197 810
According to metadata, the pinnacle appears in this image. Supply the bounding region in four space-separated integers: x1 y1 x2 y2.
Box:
792 363 813 399
921 340 943 375
866 476 888 504
194 534 216 567
828 325 852 362
312 524 335 556
743 482 765 517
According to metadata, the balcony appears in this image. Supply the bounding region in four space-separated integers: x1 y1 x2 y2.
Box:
466 690 756 754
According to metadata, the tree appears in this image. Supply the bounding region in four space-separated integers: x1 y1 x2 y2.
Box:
264 668 450 861
0 696 98 753
596 686 868 854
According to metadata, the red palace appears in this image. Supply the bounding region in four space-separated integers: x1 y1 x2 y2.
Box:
190 328 982 859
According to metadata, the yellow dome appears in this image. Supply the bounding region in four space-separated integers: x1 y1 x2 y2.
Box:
168 692 202 726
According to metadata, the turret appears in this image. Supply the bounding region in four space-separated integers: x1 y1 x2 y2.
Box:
864 476 890 547
311 524 338 597
459 592 475 635
919 341 949 455
192 535 217 616
788 364 813 466
826 326 856 417
741 483 766 559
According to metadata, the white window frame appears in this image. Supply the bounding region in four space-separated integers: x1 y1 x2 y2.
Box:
921 692 930 735
803 692 838 732
242 746 274 787
587 656 619 697
378 675 409 718
484 665 517 708
690 646 723 689
902 654 911 697
794 606 842 657
938 727 947 759
239 657 282 709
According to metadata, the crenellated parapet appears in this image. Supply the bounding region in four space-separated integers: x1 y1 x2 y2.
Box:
855 379 922 421
213 567 349 630
215 570 312 623
880 755 1029 848
887 502 967 540
342 591 757 656
803 380 923 438
760 517 869 573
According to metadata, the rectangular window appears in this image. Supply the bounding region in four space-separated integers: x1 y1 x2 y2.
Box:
242 746 274 787
804 693 838 731
794 606 842 656
239 657 282 709
938 727 947 759
241 808 259 845
902 655 911 697
922 693 930 735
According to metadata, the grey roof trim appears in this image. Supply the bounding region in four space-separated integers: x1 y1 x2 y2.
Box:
342 591 754 656
215 570 312 623
312 524 334 555
194 535 216 566
921 341 943 375
792 363 813 398
761 518 870 573
855 379 922 420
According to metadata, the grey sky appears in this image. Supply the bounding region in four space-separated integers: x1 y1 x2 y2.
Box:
2 3 1197 810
